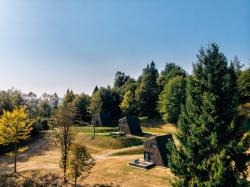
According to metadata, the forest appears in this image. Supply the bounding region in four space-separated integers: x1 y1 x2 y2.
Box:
0 43 250 186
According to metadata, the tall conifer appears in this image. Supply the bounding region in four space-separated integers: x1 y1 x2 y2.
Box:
168 43 250 186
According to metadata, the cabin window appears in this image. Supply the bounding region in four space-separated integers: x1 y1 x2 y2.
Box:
151 143 157 148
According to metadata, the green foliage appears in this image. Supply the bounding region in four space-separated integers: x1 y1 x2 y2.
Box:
158 76 186 123
92 85 99 94
89 87 121 120
113 71 130 89
168 43 250 186
73 93 91 123
0 107 32 145
49 103 77 183
0 107 32 173
63 89 76 105
136 61 159 117
0 89 23 112
120 90 138 116
158 63 186 92
68 143 95 186
237 67 250 101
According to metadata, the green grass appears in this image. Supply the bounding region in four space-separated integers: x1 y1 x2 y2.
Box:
76 134 144 149
74 126 118 134
142 127 171 134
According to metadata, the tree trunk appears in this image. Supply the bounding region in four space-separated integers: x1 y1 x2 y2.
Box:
92 119 96 140
14 144 17 173
63 151 67 183
74 164 77 187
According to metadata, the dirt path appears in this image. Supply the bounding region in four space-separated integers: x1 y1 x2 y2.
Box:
0 139 142 175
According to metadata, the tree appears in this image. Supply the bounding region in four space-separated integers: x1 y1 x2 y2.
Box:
63 89 75 105
158 76 186 123
73 93 91 123
0 107 32 173
23 92 39 122
237 67 250 102
113 71 130 88
92 85 99 94
158 63 186 92
89 87 121 120
136 61 159 117
168 43 250 186
231 55 244 76
49 104 76 183
68 143 95 187
0 89 24 113
120 90 138 116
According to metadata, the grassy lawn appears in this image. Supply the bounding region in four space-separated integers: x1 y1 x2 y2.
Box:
76 133 144 150
85 155 176 187
73 126 118 134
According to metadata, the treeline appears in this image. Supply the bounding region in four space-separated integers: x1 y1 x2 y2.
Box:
0 47 249 128
0 43 249 185
62 51 249 125
0 90 59 135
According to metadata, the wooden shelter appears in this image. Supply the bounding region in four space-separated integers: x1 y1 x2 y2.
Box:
119 116 142 136
143 134 173 167
94 113 114 127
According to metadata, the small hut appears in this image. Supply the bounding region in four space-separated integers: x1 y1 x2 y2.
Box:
143 134 173 167
94 113 114 127
119 116 142 136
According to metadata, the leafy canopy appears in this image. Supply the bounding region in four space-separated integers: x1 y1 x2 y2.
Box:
0 107 32 145
158 76 186 123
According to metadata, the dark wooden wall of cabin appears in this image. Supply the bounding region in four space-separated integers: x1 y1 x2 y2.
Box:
143 139 165 166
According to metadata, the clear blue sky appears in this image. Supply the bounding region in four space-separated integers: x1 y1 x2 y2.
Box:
0 0 249 96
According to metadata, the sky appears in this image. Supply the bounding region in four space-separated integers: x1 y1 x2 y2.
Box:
0 0 249 96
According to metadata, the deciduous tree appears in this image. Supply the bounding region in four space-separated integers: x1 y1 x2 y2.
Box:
49 104 76 183
0 107 32 173
68 143 95 187
158 76 186 123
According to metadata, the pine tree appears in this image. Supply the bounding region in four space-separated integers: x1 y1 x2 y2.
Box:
168 43 250 186
93 86 99 94
63 89 75 105
0 107 32 173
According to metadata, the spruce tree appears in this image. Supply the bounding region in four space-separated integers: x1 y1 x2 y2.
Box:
168 43 250 186
136 61 159 117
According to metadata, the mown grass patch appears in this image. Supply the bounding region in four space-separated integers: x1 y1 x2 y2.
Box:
142 127 175 135
74 126 118 134
76 134 143 149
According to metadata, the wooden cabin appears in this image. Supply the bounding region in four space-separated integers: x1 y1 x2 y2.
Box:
94 113 114 127
143 134 173 167
119 116 142 136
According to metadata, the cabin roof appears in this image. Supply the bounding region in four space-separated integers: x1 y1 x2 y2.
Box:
144 134 173 144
